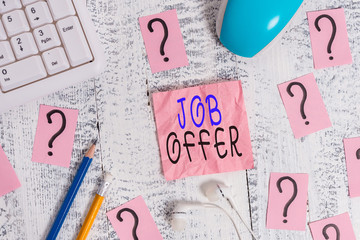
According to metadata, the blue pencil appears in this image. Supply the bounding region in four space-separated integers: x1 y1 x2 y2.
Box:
46 141 97 240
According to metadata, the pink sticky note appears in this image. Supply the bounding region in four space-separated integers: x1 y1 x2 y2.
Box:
278 73 332 138
0 145 21 197
266 173 309 231
107 196 163 240
139 9 189 73
152 81 254 181
309 213 356 240
32 105 78 168
343 137 360 198
307 8 352 69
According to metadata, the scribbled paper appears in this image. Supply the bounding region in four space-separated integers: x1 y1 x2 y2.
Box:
307 8 352 69
0 145 21 197
278 73 332 139
266 173 309 231
309 213 356 240
343 137 360 198
152 81 254 181
107 196 163 240
32 105 78 168
139 9 188 73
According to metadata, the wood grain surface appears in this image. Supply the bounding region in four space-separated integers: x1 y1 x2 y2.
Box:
1 0 360 239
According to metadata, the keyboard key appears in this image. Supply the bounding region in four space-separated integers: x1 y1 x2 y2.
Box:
0 0 22 14
42 47 70 75
11 32 38 59
0 55 47 91
57 16 92 66
2 10 30 37
25 1 53 28
0 41 15 66
47 0 75 21
21 0 38 6
33 24 61 51
0 21 7 40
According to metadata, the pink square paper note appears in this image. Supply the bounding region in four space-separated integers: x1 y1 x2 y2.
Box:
32 105 78 168
107 196 163 240
278 73 331 138
309 213 356 240
343 137 360 198
307 8 352 69
266 173 309 231
152 81 254 181
0 145 21 197
139 9 188 73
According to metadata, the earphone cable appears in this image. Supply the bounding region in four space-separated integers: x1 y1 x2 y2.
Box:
203 203 242 240
227 199 258 240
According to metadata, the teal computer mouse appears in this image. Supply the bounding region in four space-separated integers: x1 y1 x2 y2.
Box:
216 0 303 58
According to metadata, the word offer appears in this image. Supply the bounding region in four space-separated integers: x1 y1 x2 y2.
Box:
152 81 253 181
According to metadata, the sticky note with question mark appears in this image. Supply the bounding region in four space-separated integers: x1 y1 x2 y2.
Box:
343 137 360 198
139 9 189 73
307 8 352 69
0 145 21 197
309 213 356 240
32 105 78 168
278 73 332 139
266 173 308 231
107 196 163 240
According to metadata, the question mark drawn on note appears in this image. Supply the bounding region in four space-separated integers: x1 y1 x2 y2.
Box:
46 110 66 156
356 148 360 160
117 208 139 240
276 176 298 223
322 223 340 240
287 82 310 125
315 14 337 60
148 18 169 62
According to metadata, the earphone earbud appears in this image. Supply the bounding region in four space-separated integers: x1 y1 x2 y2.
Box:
204 183 224 201
204 183 231 201
170 212 187 231
170 203 190 231
170 202 214 231
204 183 237 209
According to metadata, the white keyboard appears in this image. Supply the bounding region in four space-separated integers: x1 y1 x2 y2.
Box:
0 0 105 113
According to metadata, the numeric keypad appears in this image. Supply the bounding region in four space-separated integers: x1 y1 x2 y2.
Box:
0 0 95 92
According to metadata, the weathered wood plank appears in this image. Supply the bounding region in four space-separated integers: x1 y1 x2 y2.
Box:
247 1 360 239
0 78 99 240
90 0 251 239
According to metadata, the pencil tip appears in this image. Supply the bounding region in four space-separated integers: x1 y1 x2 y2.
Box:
93 138 98 145
86 141 97 158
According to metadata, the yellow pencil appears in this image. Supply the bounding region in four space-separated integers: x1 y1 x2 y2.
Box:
76 172 113 240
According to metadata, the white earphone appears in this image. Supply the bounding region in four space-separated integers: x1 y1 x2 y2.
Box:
171 182 258 240
171 202 215 231
204 182 237 207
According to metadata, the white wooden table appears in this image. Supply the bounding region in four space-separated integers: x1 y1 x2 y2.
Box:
1 0 360 239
